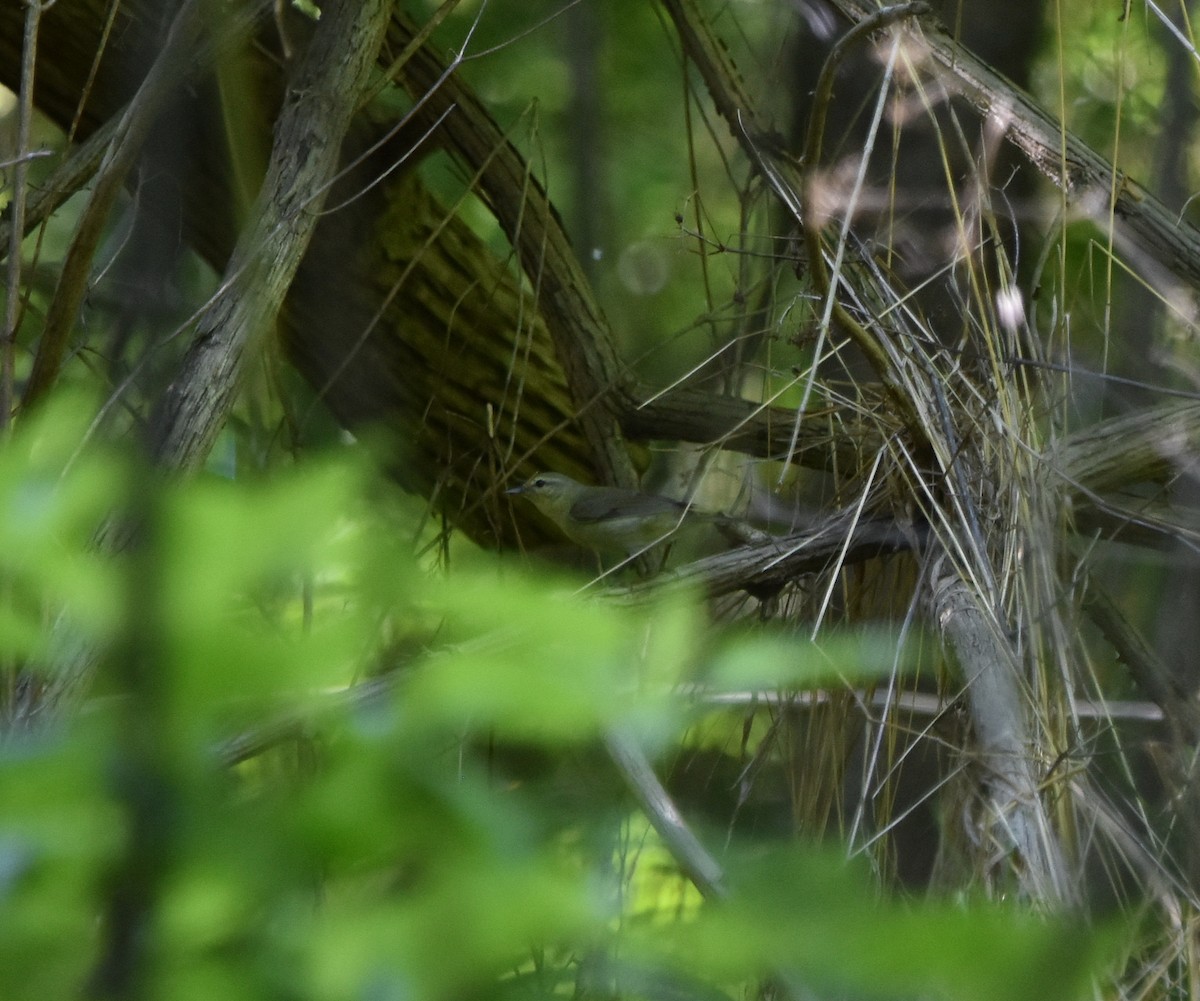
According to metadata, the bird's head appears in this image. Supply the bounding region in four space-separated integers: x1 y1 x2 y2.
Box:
505 472 588 523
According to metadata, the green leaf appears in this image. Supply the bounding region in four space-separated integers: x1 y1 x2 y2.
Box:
653 846 1116 1001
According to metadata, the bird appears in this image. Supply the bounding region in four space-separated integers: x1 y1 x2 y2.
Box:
506 472 702 558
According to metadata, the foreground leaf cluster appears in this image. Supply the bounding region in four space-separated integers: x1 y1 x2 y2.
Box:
0 399 1113 1001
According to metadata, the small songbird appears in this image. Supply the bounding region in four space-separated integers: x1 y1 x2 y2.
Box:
506 472 700 558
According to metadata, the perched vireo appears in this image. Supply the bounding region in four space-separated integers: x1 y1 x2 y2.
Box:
506 472 701 557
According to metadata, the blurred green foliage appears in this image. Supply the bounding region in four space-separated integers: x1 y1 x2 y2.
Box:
0 396 1117 1000
1032 0 1167 179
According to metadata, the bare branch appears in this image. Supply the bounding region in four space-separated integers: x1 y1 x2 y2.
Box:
829 0 1200 292
148 0 391 470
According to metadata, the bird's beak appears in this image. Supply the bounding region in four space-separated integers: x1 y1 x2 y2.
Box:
505 484 525 496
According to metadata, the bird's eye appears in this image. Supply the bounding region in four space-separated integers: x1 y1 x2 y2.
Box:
534 478 547 488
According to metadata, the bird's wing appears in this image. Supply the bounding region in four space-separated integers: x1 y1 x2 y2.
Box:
569 488 685 525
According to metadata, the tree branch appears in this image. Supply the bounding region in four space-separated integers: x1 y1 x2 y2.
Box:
926 560 1073 903
147 0 390 469
828 0 1200 292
